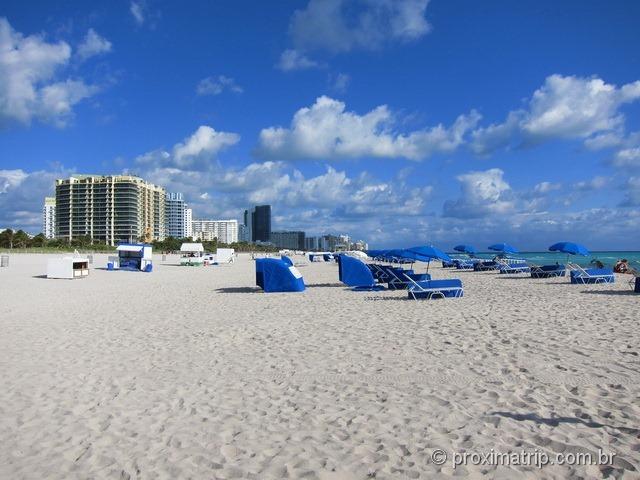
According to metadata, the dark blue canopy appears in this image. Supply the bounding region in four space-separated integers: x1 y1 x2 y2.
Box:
488 243 519 254
549 242 589 256
256 258 305 293
280 255 293 266
337 255 375 287
454 244 477 254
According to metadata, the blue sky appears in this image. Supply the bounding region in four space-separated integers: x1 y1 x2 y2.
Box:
1 0 639 249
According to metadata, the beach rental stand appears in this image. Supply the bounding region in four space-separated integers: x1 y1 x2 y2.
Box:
180 243 205 266
0 255 8 267
256 258 305 293
47 256 90 279
114 243 153 272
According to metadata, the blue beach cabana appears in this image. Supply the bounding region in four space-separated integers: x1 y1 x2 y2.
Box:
256 258 305 293
337 254 385 291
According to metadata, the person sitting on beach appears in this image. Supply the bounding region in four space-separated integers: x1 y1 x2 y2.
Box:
591 259 605 269
613 259 629 273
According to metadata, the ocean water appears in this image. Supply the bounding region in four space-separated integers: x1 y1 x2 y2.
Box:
450 251 640 268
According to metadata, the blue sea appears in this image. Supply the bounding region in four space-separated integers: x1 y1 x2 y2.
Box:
449 251 640 268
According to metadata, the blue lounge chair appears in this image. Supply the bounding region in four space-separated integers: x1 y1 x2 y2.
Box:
407 279 464 300
498 261 531 274
474 260 498 271
455 259 475 270
337 255 385 291
569 266 615 284
635 277 640 293
530 264 565 278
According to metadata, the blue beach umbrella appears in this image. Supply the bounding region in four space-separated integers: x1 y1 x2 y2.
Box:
454 244 477 255
406 245 452 272
548 242 590 256
549 242 590 266
488 243 520 255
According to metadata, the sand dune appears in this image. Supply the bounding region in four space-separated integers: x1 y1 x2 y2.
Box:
0 253 638 479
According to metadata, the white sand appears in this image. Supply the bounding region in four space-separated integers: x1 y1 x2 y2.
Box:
0 253 638 479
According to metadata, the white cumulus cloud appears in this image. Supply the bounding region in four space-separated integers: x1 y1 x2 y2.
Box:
443 168 515 218
289 0 431 54
471 75 640 155
257 96 480 161
276 49 323 71
77 28 112 61
196 75 243 96
0 17 100 127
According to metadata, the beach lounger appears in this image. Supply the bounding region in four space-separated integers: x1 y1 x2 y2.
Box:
455 260 475 270
407 279 464 300
386 269 431 290
474 260 498 271
635 277 640 293
530 264 566 278
498 261 531 274
569 266 615 284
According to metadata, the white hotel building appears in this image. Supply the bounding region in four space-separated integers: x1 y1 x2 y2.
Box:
192 219 238 244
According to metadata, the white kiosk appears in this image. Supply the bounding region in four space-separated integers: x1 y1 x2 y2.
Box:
47 256 90 279
109 244 153 272
180 243 205 266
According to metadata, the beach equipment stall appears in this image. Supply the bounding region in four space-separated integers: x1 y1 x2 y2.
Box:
180 243 205 266
0 254 8 267
111 243 153 272
47 256 90 279
256 258 305 293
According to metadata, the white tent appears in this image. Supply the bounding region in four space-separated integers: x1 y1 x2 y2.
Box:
180 243 204 253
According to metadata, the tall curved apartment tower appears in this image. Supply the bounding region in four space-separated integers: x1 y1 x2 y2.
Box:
55 175 165 246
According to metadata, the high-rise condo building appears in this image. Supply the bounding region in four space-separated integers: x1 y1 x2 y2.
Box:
191 219 238 244
165 192 189 238
43 197 56 239
55 175 165 245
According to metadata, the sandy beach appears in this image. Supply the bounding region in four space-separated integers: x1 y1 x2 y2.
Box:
0 253 638 479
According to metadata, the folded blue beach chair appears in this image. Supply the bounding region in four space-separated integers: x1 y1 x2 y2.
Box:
569 267 615 284
635 277 640 293
530 264 565 278
407 279 464 300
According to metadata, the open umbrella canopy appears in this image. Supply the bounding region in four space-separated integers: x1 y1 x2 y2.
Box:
454 244 477 254
488 243 519 254
548 242 590 256
406 245 452 262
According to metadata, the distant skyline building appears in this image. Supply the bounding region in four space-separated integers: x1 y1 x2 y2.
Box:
251 205 271 242
192 219 238 244
270 231 305 250
165 192 189 238
243 209 252 242
43 197 56 239
184 208 192 239
55 175 165 245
